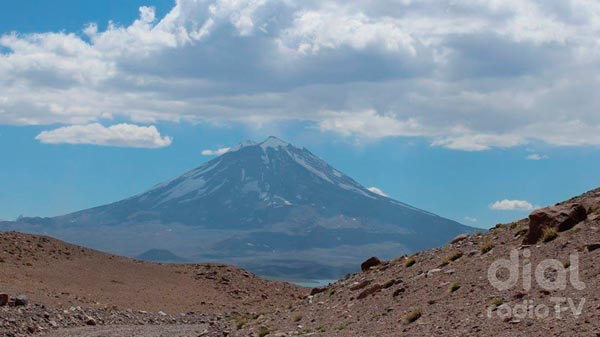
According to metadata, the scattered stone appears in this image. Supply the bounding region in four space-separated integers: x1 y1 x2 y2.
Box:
451 234 469 244
0 303 227 336
392 288 406 297
383 279 398 289
586 243 600 252
350 280 371 291
15 295 28 307
427 268 442 277
357 284 383 300
360 257 382 271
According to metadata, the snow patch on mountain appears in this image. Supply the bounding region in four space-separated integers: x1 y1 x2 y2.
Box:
260 136 289 150
288 151 334 184
160 177 206 203
228 140 256 153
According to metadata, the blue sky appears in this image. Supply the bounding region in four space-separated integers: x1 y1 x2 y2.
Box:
1 0 600 228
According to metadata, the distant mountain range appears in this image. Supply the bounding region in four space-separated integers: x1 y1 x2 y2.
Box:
136 249 188 263
2 137 473 279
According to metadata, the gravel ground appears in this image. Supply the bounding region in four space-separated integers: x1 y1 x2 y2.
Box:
41 324 213 337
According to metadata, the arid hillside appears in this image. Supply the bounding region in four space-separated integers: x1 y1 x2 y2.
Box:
0 231 305 314
235 188 600 337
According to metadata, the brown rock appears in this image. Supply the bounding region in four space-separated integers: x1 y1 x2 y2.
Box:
524 203 587 244
586 243 600 252
350 280 371 291
356 284 383 300
310 287 327 296
15 294 28 307
0 293 8 306
392 287 406 297
451 234 469 244
360 256 382 271
383 279 398 289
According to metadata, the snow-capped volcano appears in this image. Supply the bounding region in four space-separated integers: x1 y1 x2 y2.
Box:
12 137 473 279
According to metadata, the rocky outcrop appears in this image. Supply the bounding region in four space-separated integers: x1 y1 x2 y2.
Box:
524 203 587 244
360 257 382 271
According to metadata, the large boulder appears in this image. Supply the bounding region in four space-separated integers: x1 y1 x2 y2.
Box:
524 203 587 244
360 257 382 272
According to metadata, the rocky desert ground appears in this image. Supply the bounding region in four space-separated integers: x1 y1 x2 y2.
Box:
0 231 305 336
2 188 600 336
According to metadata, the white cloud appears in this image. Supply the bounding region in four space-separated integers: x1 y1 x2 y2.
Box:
431 133 525 151
464 216 478 223
280 7 416 55
35 123 172 148
201 147 230 156
526 153 549 160
319 110 426 139
2 0 600 151
367 186 388 197
489 199 535 211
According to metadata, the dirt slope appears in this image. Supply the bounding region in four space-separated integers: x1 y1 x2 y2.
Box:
235 188 600 336
0 231 305 314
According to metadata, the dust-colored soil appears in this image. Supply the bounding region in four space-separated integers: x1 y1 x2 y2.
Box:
0 231 305 314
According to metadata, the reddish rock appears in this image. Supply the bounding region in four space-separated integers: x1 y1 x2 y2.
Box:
310 287 327 296
360 256 382 271
357 284 383 300
392 287 406 297
524 203 587 244
350 280 372 291
0 293 8 306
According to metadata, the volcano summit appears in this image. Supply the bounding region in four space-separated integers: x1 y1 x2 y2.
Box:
8 137 472 280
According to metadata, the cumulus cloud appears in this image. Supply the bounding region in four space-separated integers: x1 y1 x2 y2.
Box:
526 153 549 160
489 199 536 211
464 216 478 223
35 123 172 148
2 0 600 150
367 186 388 197
201 147 230 156
319 110 425 139
280 6 416 55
